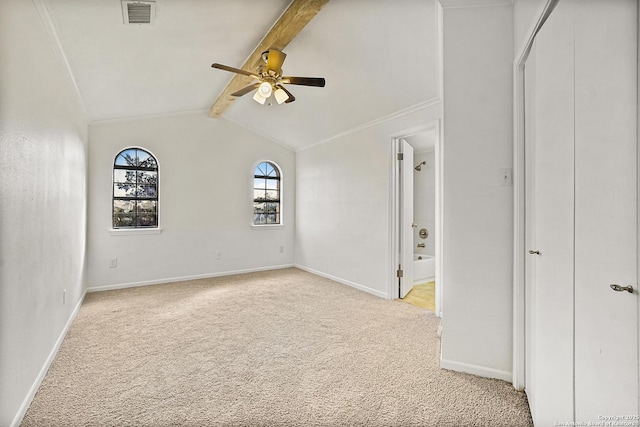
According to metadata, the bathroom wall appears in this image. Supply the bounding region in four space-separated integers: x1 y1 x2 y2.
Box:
414 150 436 255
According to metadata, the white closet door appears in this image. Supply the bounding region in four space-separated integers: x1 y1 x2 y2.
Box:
574 0 639 420
523 41 538 421
524 1 576 424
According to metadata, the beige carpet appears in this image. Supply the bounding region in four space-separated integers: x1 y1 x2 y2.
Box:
22 268 532 426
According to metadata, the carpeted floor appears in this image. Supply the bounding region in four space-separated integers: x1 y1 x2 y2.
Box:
22 268 532 426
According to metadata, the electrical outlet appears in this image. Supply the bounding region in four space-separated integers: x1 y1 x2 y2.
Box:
216 251 222 260
109 258 118 268
279 246 284 253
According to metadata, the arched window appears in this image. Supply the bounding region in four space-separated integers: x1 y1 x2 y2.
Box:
113 147 158 228
253 161 281 225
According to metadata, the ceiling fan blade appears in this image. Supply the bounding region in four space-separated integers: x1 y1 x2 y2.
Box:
266 49 287 74
278 85 296 103
212 63 259 79
231 83 261 97
281 76 326 87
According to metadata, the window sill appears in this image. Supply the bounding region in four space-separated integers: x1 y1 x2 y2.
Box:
251 224 284 230
109 228 163 236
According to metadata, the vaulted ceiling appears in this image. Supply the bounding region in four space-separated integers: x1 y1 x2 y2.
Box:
46 0 439 151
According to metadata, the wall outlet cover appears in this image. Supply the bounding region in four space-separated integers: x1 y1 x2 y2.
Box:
500 168 513 186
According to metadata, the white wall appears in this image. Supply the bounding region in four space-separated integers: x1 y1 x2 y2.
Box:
295 104 441 298
414 150 436 256
87 113 295 290
439 2 515 380
0 0 88 425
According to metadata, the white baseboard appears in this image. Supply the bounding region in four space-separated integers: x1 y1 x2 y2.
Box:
440 358 512 382
87 264 295 293
11 290 87 427
294 264 388 299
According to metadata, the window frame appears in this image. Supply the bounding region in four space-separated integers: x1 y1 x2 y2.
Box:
111 146 161 232
252 160 283 228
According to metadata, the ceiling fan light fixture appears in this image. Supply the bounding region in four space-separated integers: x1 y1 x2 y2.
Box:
211 49 324 109
252 91 267 105
258 82 272 98
274 87 289 104
252 82 273 104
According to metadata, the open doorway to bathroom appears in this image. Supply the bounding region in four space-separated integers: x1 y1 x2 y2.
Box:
391 121 443 317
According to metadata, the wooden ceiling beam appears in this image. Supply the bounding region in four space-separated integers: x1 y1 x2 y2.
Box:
208 0 329 118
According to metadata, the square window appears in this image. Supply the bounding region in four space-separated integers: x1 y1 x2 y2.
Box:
114 214 135 228
265 190 279 201
137 200 157 213
254 202 266 213
265 202 279 214
266 179 279 190
114 200 135 213
137 171 157 185
137 214 157 227
113 169 131 183
114 183 135 198
254 178 267 189
137 185 157 198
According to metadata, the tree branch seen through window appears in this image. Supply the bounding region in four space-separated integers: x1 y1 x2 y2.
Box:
253 161 280 225
113 148 158 228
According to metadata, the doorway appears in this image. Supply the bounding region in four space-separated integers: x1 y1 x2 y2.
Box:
391 121 443 317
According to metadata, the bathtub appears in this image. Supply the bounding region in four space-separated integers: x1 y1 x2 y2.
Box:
413 254 435 284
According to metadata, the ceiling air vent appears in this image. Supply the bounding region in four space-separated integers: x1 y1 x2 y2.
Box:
122 1 155 25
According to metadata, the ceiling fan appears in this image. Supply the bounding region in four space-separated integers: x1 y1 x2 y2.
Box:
211 48 325 105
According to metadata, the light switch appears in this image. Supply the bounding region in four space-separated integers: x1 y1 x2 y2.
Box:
500 168 513 186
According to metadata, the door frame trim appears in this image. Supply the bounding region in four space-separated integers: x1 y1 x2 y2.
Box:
512 0 560 392
636 0 640 409
389 120 443 318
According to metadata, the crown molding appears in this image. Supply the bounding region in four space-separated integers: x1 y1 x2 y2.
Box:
89 108 209 126
297 98 442 153
32 0 87 116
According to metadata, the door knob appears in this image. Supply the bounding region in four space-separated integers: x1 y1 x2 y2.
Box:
610 284 634 293
528 250 540 255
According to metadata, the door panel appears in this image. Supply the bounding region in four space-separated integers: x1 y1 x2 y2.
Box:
524 41 537 419
400 139 414 298
525 0 639 423
574 0 639 420
524 1 576 423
